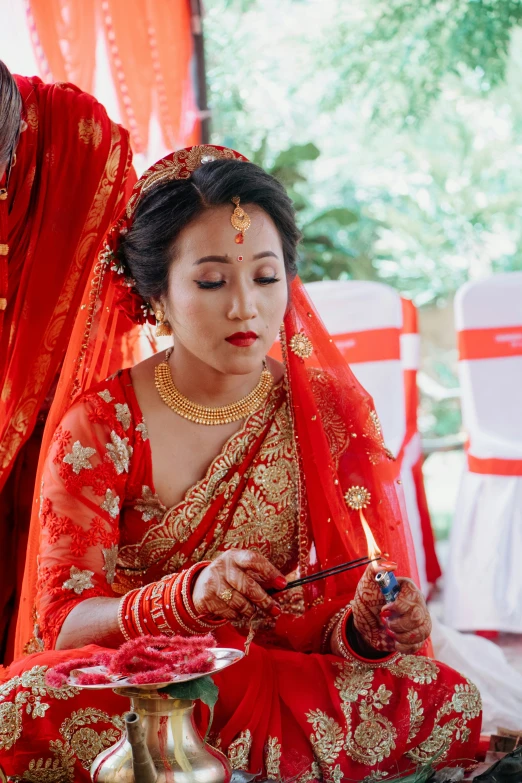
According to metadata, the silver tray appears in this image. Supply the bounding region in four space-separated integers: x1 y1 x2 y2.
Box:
67 647 244 690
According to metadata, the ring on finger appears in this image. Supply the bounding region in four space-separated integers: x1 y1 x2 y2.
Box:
220 588 234 604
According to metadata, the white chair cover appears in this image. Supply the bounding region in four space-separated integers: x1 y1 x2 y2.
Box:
444 271 522 631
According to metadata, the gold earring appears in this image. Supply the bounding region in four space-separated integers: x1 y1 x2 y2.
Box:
155 309 172 337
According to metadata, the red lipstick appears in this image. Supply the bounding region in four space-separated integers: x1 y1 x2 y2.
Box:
225 331 258 347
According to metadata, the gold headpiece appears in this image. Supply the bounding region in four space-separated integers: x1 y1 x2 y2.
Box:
231 196 251 244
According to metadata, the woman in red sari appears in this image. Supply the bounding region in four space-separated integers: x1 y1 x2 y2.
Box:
0 61 134 658
0 146 481 782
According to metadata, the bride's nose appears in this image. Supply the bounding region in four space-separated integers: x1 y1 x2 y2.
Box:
227 282 258 321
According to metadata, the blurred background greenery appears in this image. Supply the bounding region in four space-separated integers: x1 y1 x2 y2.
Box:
204 0 522 538
204 0 522 438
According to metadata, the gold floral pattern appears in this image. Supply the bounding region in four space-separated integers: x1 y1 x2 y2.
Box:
135 421 148 441
101 489 120 519
62 566 94 594
97 390 114 403
388 656 439 685
0 666 80 752
78 118 103 149
60 708 124 770
344 486 371 511
20 707 124 782
115 403 131 430
117 387 298 577
105 431 132 474
102 545 118 584
62 441 96 474
290 332 314 359
133 485 166 523
307 709 344 770
407 688 424 743
451 680 482 721
227 729 253 770
308 370 350 464
334 661 397 766
265 736 282 779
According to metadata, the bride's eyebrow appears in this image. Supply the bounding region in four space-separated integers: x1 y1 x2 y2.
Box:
194 255 231 265
194 251 279 265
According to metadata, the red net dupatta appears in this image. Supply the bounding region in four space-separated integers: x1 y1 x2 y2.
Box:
281 277 420 605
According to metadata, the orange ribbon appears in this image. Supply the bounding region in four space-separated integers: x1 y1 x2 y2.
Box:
459 326 522 360
467 453 522 476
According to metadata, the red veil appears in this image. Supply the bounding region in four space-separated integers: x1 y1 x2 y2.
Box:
14 146 419 659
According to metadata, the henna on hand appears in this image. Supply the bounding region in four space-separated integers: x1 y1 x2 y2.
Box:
191 549 286 621
351 564 431 655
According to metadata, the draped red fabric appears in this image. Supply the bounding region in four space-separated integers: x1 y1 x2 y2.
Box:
26 0 97 94
26 0 200 154
0 75 134 659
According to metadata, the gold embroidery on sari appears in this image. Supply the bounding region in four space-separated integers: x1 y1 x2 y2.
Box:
134 485 165 523
296 761 321 783
265 736 282 779
62 566 94 594
135 421 149 440
21 708 124 781
60 708 124 770
306 709 344 772
78 118 103 149
405 679 480 764
334 661 397 766
387 655 439 685
407 688 424 743
106 431 132 474
308 370 350 465
227 729 252 770
117 384 298 577
62 441 96 474
102 545 118 584
98 389 114 403
101 489 120 518
115 402 131 430
0 666 80 752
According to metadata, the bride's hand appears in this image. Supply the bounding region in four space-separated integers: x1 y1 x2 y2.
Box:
191 550 287 621
352 564 432 655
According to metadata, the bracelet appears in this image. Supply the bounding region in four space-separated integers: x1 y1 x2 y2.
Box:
335 609 353 660
118 564 231 640
117 593 134 642
321 608 345 652
181 562 226 629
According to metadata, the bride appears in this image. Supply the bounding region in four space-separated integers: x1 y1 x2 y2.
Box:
0 146 481 783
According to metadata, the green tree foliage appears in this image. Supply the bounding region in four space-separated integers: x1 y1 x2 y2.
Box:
205 0 522 304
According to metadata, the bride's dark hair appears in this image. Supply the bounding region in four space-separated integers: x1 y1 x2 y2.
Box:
119 159 301 300
0 60 22 167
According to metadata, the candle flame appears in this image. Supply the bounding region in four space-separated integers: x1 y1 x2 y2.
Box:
360 509 382 561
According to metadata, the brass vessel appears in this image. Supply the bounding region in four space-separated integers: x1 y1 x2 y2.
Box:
90 687 231 783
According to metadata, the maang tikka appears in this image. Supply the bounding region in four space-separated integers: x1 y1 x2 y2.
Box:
231 196 251 244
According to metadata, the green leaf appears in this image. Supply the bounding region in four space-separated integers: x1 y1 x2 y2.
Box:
306 208 359 227
272 142 320 170
160 675 219 711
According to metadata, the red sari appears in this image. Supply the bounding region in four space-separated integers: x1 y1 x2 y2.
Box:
0 75 134 658
0 367 481 782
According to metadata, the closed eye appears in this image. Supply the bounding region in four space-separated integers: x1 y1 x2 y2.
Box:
255 276 280 285
195 280 225 290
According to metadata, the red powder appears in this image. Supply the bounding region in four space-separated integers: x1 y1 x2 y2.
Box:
46 633 217 688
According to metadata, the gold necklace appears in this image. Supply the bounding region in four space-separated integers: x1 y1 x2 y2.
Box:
154 351 274 425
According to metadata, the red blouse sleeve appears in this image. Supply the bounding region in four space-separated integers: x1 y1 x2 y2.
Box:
36 382 133 649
